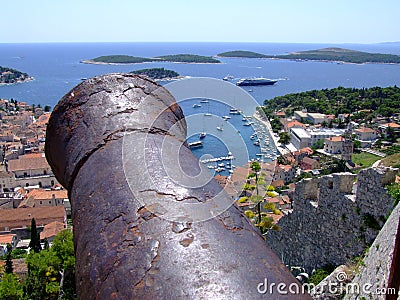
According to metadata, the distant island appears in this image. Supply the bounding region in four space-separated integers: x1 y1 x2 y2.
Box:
0 66 32 85
217 50 269 58
82 54 221 64
154 54 220 63
130 68 180 80
217 47 400 64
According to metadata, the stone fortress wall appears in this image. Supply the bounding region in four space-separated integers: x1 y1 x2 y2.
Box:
266 167 399 272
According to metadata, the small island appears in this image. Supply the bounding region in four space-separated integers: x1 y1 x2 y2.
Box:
217 50 269 58
81 55 155 64
130 68 180 80
217 47 400 64
83 53 221 64
154 54 221 63
0 66 32 85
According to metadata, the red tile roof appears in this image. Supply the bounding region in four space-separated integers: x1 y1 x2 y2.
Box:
0 234 15 245
7 154 49 172
355 127 375 133
326 136 345 142
0 206 66 230
40 221 66 240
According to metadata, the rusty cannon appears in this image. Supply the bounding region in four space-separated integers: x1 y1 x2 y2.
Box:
45 73 311 299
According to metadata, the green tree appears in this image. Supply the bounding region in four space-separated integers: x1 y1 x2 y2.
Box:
0 273 23 300
278 132 291 145
250 161 262 225
23 230 76 300
5 243 13 274
29 218 42 253
44 105 51 112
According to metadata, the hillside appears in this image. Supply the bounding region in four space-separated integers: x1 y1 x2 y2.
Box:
130 68 179 80
263 86 400 118
217 47 400 64
0 66 31 84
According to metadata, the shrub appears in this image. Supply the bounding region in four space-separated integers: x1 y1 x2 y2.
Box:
237 197 249 203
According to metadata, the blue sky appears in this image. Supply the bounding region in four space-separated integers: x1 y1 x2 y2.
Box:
1 0 399 43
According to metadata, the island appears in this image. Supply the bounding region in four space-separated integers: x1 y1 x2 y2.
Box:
82 53 221 64
217 47 400 64
0 66 32 85
154 54 221 63
81 55 155 64
217 50 269 58
130 68 180 80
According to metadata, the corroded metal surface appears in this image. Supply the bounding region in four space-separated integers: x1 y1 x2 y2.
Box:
45 73 311 299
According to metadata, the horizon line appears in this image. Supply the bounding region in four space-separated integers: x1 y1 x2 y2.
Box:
0 41 399 45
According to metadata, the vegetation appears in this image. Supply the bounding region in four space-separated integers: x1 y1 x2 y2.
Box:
24 230 76 300
278 132 291 145
218 47 400 64
155 54 221 63
352 152 381 168
217 50 269 58
87 53 221 64
88 55 154 64
0 66 30 84
273 48 400 64
29 218 42 253
387 183 400 206
5 244 13 274
130 67 179 79
381 153 400 168
262 86 400 118
0 273 23 299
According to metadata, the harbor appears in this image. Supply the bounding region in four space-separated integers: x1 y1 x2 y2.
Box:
183 97 280 177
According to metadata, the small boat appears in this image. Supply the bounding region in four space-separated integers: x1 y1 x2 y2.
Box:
188 141 203 148
248 89 253 92
200 99 209 103
199 132 206 139
207 165 216 169
218 163 225 167
243 123 252 126
192 104 201 108
229 108 240 115
223 75 234 81
204 113 212 116
253 141 260 146
216 126 224 131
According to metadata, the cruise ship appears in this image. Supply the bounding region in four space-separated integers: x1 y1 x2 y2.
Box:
236 77 277 86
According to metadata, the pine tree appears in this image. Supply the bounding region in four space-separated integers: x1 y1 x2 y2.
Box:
28 218 42 253
5 243 13 274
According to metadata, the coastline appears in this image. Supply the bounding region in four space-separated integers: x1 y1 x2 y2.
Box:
81 59 222 65
0 76 34 86
217 56 399 65
252 110 289 156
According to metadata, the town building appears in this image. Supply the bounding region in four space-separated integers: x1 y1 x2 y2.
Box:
0 206 66 231
324 136 345 154
354 127 377 148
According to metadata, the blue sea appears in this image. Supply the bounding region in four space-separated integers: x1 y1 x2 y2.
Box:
1 42 399 175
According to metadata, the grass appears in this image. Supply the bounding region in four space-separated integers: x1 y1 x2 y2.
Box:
352 152 381 168
381 153 400 168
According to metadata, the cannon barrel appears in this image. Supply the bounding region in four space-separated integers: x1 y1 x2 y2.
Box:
45 73 310 299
